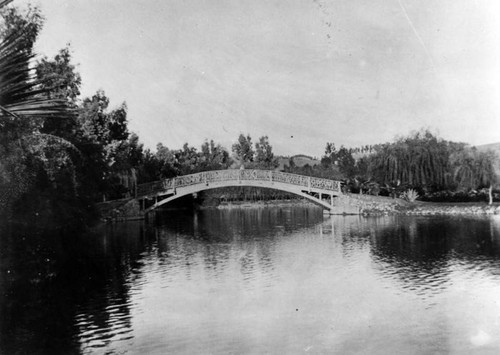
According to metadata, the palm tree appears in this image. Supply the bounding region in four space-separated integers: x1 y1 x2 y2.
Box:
0 0 75 211
0 3 70 122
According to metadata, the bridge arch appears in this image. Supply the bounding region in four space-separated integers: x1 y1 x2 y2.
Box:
136 170 342 214
145 181 336 213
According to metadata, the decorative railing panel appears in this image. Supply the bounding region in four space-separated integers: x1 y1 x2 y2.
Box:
310 177 341 192
272 171 309 188
136 169 342 198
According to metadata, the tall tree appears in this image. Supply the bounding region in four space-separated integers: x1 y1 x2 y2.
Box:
137 148 162 183
105 132 144 196
36 46 81 104
232 133 254 165
200 139 231 171
336 145 356 178
368 130 449 189
175 143 199 175
155 143 178 178
476 150 497 205
75 90 132 200
451 146 497 204
255 135 277 169
36 45 82 140
321 142 337 168
0 2 43 53
0 2 75 214
78 90 128 144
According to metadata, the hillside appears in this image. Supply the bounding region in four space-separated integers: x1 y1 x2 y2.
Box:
277 155 320 170
476 142 500 154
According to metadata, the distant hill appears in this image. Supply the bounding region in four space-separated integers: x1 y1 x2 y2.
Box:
277 155 320 170
476 142 500 154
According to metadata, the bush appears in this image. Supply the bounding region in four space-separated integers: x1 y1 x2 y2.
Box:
419 189 499 203
401 189 419 202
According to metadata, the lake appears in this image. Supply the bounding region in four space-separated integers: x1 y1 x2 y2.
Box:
1 207 500 354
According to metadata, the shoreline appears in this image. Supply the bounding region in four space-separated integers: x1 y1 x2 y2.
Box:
97 197 500 222
202 198 500 216
361 201 500 216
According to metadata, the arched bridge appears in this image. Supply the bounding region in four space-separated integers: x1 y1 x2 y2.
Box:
135 169 343 214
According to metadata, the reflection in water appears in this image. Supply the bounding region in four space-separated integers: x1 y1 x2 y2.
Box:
371 216 500 293
1 210 500 353
0 221 152 354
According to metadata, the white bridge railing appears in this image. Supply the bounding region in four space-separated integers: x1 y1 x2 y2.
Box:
136 170 342 198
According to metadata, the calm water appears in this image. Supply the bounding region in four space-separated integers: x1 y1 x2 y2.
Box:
1 207 500 354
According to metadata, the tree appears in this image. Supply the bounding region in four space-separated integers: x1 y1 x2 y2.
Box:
105 133 144 197
476 150 497 205
74 89 134 200
175 143 199 175
368 130 449 190
321 142 337 168
0 2 76 214
137 148 162 183
232 133 254 165
0 2 43 53
254 135 277 169
451 146 497 204
78 90 128 145
155 143 178 178
355 157 369 179
36 45 82 140
336 145 356 178
200 139 231 171
36 46 81 104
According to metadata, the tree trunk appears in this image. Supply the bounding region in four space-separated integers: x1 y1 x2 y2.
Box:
489 185 493 205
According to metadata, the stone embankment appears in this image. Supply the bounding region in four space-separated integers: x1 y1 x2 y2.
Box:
395 203 500 216
332 193 500 216
360 201 500 216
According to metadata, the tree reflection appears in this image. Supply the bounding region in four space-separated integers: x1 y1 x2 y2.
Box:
367 216 500 297
0 221 152 354
4 211 499 353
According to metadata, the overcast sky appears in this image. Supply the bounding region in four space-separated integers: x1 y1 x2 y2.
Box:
20 0 500 156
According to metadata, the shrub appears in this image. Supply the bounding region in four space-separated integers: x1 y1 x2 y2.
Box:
401 189 419 202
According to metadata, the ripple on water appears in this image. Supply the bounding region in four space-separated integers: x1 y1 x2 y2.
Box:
74 294 136 353
64 212 500 354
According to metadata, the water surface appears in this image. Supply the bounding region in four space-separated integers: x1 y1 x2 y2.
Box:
1 207 500 354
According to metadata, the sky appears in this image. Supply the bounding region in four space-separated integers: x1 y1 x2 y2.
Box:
17 0 500 156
